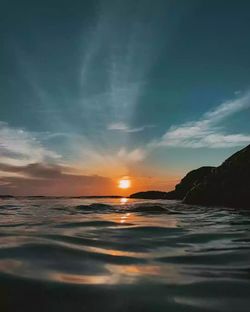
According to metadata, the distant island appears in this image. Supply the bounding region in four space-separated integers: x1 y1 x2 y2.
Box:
130 144 250 209
130 191 172 199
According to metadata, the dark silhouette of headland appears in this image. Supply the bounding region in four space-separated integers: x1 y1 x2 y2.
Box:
130 144 250 208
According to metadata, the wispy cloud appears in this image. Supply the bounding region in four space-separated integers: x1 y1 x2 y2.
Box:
155 93 250 148
0 122 61 166
0 124 119 196
107 122 154 133
117 147 146 162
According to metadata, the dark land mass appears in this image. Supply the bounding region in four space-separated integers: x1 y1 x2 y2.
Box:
130 144 250 208
130 191 169 199
0 195 14 199
71 195 122 199
0 195 123 199
129 167 215 201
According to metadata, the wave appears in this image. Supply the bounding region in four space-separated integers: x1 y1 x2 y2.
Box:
55 220 132 228
0 197 249 312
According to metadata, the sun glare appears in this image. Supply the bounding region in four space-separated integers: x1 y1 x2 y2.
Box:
120 197 128 204
118 178 131 189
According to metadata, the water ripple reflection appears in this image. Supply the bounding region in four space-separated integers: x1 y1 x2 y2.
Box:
0 197 249 311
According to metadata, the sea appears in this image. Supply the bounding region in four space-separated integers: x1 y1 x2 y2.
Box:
0 196 249 312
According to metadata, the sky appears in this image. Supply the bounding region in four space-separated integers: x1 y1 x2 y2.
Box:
1 0 250 196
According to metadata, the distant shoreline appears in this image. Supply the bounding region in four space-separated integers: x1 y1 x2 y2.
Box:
0 195 124 199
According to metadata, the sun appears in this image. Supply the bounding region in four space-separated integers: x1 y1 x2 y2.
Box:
118 178 131 189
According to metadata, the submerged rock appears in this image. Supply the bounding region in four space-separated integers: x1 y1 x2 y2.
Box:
184 144 250 208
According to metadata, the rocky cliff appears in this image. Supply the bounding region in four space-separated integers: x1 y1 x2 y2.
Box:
130 144 250 208
184 144 250 208
130 167 214 200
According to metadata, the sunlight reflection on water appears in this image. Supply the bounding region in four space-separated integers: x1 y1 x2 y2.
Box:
120 197 129 204
0 197 250 311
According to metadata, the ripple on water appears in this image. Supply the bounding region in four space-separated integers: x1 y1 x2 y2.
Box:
0 197 249 312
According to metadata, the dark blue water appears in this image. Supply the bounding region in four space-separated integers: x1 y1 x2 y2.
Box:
0 197 249 312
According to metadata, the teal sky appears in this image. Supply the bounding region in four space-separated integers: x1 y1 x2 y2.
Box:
0 0 250 195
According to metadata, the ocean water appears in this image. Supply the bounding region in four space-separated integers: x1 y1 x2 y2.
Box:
0 197 249 312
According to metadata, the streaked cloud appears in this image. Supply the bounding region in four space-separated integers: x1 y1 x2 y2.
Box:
0 122 61 166
156 93 250 148
107 122 154 133
117 147 146 162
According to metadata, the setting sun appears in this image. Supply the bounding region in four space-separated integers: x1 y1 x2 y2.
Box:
118 178 131 189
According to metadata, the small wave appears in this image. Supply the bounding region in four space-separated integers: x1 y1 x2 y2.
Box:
0 205 20 210
110 225 185 236
55 220 130 228
0 241 145 270
75 203 113 212
128 205 167 213
158 249 250 265
0 223 27 228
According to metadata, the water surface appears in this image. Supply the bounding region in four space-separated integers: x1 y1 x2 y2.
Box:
0 197 249 311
